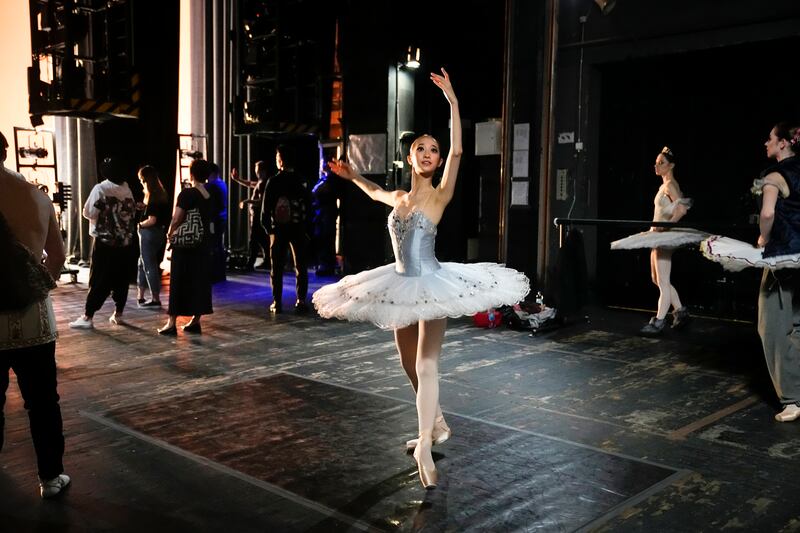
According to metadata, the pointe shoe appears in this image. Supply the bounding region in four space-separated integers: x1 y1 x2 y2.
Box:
775 404 800 422
406 416 451 451
412 439 438 490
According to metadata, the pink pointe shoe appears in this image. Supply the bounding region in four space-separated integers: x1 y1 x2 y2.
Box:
412 437 438 490
405 415 451 451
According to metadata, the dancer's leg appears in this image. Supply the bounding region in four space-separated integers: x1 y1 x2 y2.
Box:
413 318 447 487
649 249 658 289
396 324 447 443
394 324 419 392
654 249 674 320
669 284 683 312
416 318 446 437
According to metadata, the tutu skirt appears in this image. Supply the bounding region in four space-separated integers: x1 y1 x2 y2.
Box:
611 228 709 250
701 235 800 272
312 262 530 329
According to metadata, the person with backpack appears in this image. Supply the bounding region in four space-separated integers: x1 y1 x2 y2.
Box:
69 157 137 329
260 145 311 313
0 130 70 498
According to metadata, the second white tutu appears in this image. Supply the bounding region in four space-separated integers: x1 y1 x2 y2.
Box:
611 228 709 250
701 235 800 272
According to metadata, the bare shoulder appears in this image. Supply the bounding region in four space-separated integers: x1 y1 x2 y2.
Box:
663 179 683 199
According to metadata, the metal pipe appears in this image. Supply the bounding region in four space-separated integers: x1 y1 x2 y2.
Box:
553 217 752 230
537 0 558 281
498 0 513 262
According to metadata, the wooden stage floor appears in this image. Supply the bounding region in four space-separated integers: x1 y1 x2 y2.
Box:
1 269 799 532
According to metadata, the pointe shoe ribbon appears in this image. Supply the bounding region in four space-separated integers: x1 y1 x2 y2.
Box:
406 416 451 451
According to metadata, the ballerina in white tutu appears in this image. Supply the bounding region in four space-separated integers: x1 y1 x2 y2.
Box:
703 122 800 422
611 147 702 335
314 68 529 489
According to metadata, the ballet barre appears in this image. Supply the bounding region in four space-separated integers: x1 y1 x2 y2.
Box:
552 217 752 248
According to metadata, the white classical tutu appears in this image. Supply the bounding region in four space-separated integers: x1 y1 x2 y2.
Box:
610 228 709 250
312 262 530 329
700 235 800 272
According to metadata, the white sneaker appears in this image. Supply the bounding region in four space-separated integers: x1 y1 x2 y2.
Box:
775 404 800 422
69 316 93 329
109 313 125 326
39 473 71 498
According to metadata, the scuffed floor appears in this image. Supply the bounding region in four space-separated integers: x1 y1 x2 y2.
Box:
0 269 797 532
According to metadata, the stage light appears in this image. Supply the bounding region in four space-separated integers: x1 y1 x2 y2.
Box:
404 46 420 69
594 0 616 15
18 147 48 159
180 149 203 159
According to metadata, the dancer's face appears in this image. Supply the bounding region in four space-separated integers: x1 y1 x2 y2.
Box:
765 128 785 160
653 154 673 177
407 136 442 175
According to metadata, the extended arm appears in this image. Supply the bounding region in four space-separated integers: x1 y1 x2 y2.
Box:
230 168 258 188
432 68 462 205
328 160 402 207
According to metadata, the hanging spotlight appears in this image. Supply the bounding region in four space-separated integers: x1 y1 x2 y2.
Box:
594 0 616 15
404 46 420 69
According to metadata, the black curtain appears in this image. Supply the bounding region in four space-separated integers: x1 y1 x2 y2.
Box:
94 1 180 200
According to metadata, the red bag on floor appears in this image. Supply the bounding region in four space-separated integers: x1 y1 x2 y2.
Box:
473 309 503 328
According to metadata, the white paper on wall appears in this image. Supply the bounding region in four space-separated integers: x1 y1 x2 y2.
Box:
512 150 529 178
347 134 387 174
511 180 529 206
513 123 530 151
475 120 501 156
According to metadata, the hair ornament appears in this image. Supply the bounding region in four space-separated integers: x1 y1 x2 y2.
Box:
661 146 674 156
791 129 800 146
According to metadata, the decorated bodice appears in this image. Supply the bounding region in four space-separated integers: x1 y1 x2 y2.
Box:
653 184 692 223
388 209 441 277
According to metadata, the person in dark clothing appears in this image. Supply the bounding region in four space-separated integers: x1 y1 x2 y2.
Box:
135 165 170 307
261 145 311 313
754 122 800 423
311 167 340 276
231 161 270 271
206 163 228 282
158 159 214 335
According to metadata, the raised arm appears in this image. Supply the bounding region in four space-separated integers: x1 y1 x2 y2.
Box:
328 160 402 207
432 68 462 204
230 168 258 188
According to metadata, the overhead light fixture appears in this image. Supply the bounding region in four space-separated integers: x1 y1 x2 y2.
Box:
594 0 616 15
404 46 420 69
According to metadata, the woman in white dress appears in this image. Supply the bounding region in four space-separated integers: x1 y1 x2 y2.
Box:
314 69 529 489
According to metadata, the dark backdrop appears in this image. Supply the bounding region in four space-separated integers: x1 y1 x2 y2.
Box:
597 37 800 319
